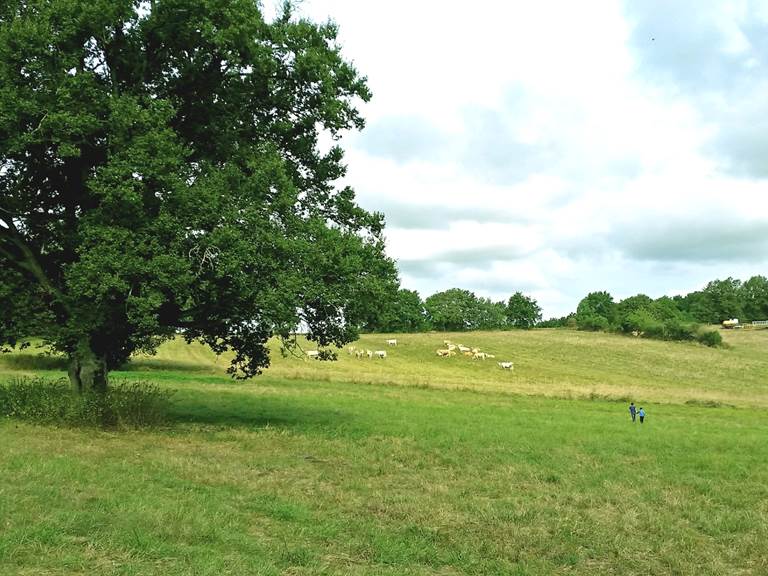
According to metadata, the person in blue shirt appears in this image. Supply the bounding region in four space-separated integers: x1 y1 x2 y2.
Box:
629 402 637 422
638 407 646 423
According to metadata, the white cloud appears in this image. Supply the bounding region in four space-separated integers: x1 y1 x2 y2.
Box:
291 0 768 317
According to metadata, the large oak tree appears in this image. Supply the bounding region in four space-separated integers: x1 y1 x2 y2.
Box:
0 0 397 391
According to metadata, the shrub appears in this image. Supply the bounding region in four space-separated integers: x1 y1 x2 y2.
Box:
0 377 174 428
696 329 723 347
637 318 665 339
576 314 609 332
662 319 696 342
317 349 338 361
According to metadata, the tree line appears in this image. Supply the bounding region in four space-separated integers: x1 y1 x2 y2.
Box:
364 276 768 342
539 276 768 346
361 288 542 332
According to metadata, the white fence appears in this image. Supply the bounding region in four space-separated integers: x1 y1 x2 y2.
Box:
753 320 768 326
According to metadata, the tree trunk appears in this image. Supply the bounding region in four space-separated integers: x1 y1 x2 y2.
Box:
68 339 108 393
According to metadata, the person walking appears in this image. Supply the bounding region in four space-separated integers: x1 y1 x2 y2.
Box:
638 407 645 424
629 402 637 423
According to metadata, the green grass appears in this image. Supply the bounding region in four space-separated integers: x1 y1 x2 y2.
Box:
129 327 768 408
1 329 767 574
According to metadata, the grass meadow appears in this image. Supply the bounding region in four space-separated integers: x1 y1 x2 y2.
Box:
1 328 767 575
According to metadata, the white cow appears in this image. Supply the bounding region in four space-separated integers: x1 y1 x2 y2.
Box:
458 345 470 353
385 339 397 346
374 350 387 359
498 361 514 370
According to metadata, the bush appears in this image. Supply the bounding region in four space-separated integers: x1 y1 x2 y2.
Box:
696 329 723 347
662 319 696 342
316 349 338 361
576 314 609 331
0 377 174 428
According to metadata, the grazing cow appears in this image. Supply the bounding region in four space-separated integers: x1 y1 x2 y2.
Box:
447 344 457 351
463 351 473 357
471 348 480 354
385 339 397 346
473 352 487 360
355 350 364 359
366 349 373 359
374 350 387 359
443 340 451 346
458 345 470 353
498 361 514 370
348 346 357 355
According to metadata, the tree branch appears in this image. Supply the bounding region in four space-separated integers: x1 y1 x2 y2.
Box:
0 221 69 309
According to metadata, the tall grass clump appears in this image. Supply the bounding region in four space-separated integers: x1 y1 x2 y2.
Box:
0 377 174 428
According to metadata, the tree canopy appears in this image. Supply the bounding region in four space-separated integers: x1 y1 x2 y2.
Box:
0 0 397 391
506 291 542 329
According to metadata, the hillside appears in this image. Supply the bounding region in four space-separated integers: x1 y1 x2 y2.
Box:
4 328 766 408
126 327 768 408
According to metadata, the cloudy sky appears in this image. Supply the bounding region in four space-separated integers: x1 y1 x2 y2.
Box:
291 0 768 318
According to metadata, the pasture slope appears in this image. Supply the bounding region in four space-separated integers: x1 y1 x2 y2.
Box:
1 328 767 575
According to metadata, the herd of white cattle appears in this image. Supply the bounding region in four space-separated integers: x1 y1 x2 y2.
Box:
436 340 513 370
304 337 514 370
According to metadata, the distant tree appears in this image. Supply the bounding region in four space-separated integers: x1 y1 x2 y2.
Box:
615 294 654 332
740 276 768 322
575 291 616 331
693 278 744 324
475 297 508 330
538 314 574 328
425 289 478 331
0 1 397 391
649 296 684 322
371 289 429 333
506 292 542 329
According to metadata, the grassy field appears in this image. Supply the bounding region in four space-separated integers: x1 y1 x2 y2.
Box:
1 329 767 574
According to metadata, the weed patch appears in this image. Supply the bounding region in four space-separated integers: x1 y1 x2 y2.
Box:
685 398 734 408
0 377 174 428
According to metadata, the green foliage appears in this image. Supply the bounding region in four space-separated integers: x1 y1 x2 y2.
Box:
424 288 507 331
506 292 542 329
680 278 743 324
0 0 396 388
424 289 478 331
475 297 508 330
575 314 610 332
741 275 768 322
0 377 174 428
676 276 768 324
575 291 616 331
366 289 429 333
538 314 576 328
316 349 337 361
696 329 723 347
661 318 696 342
